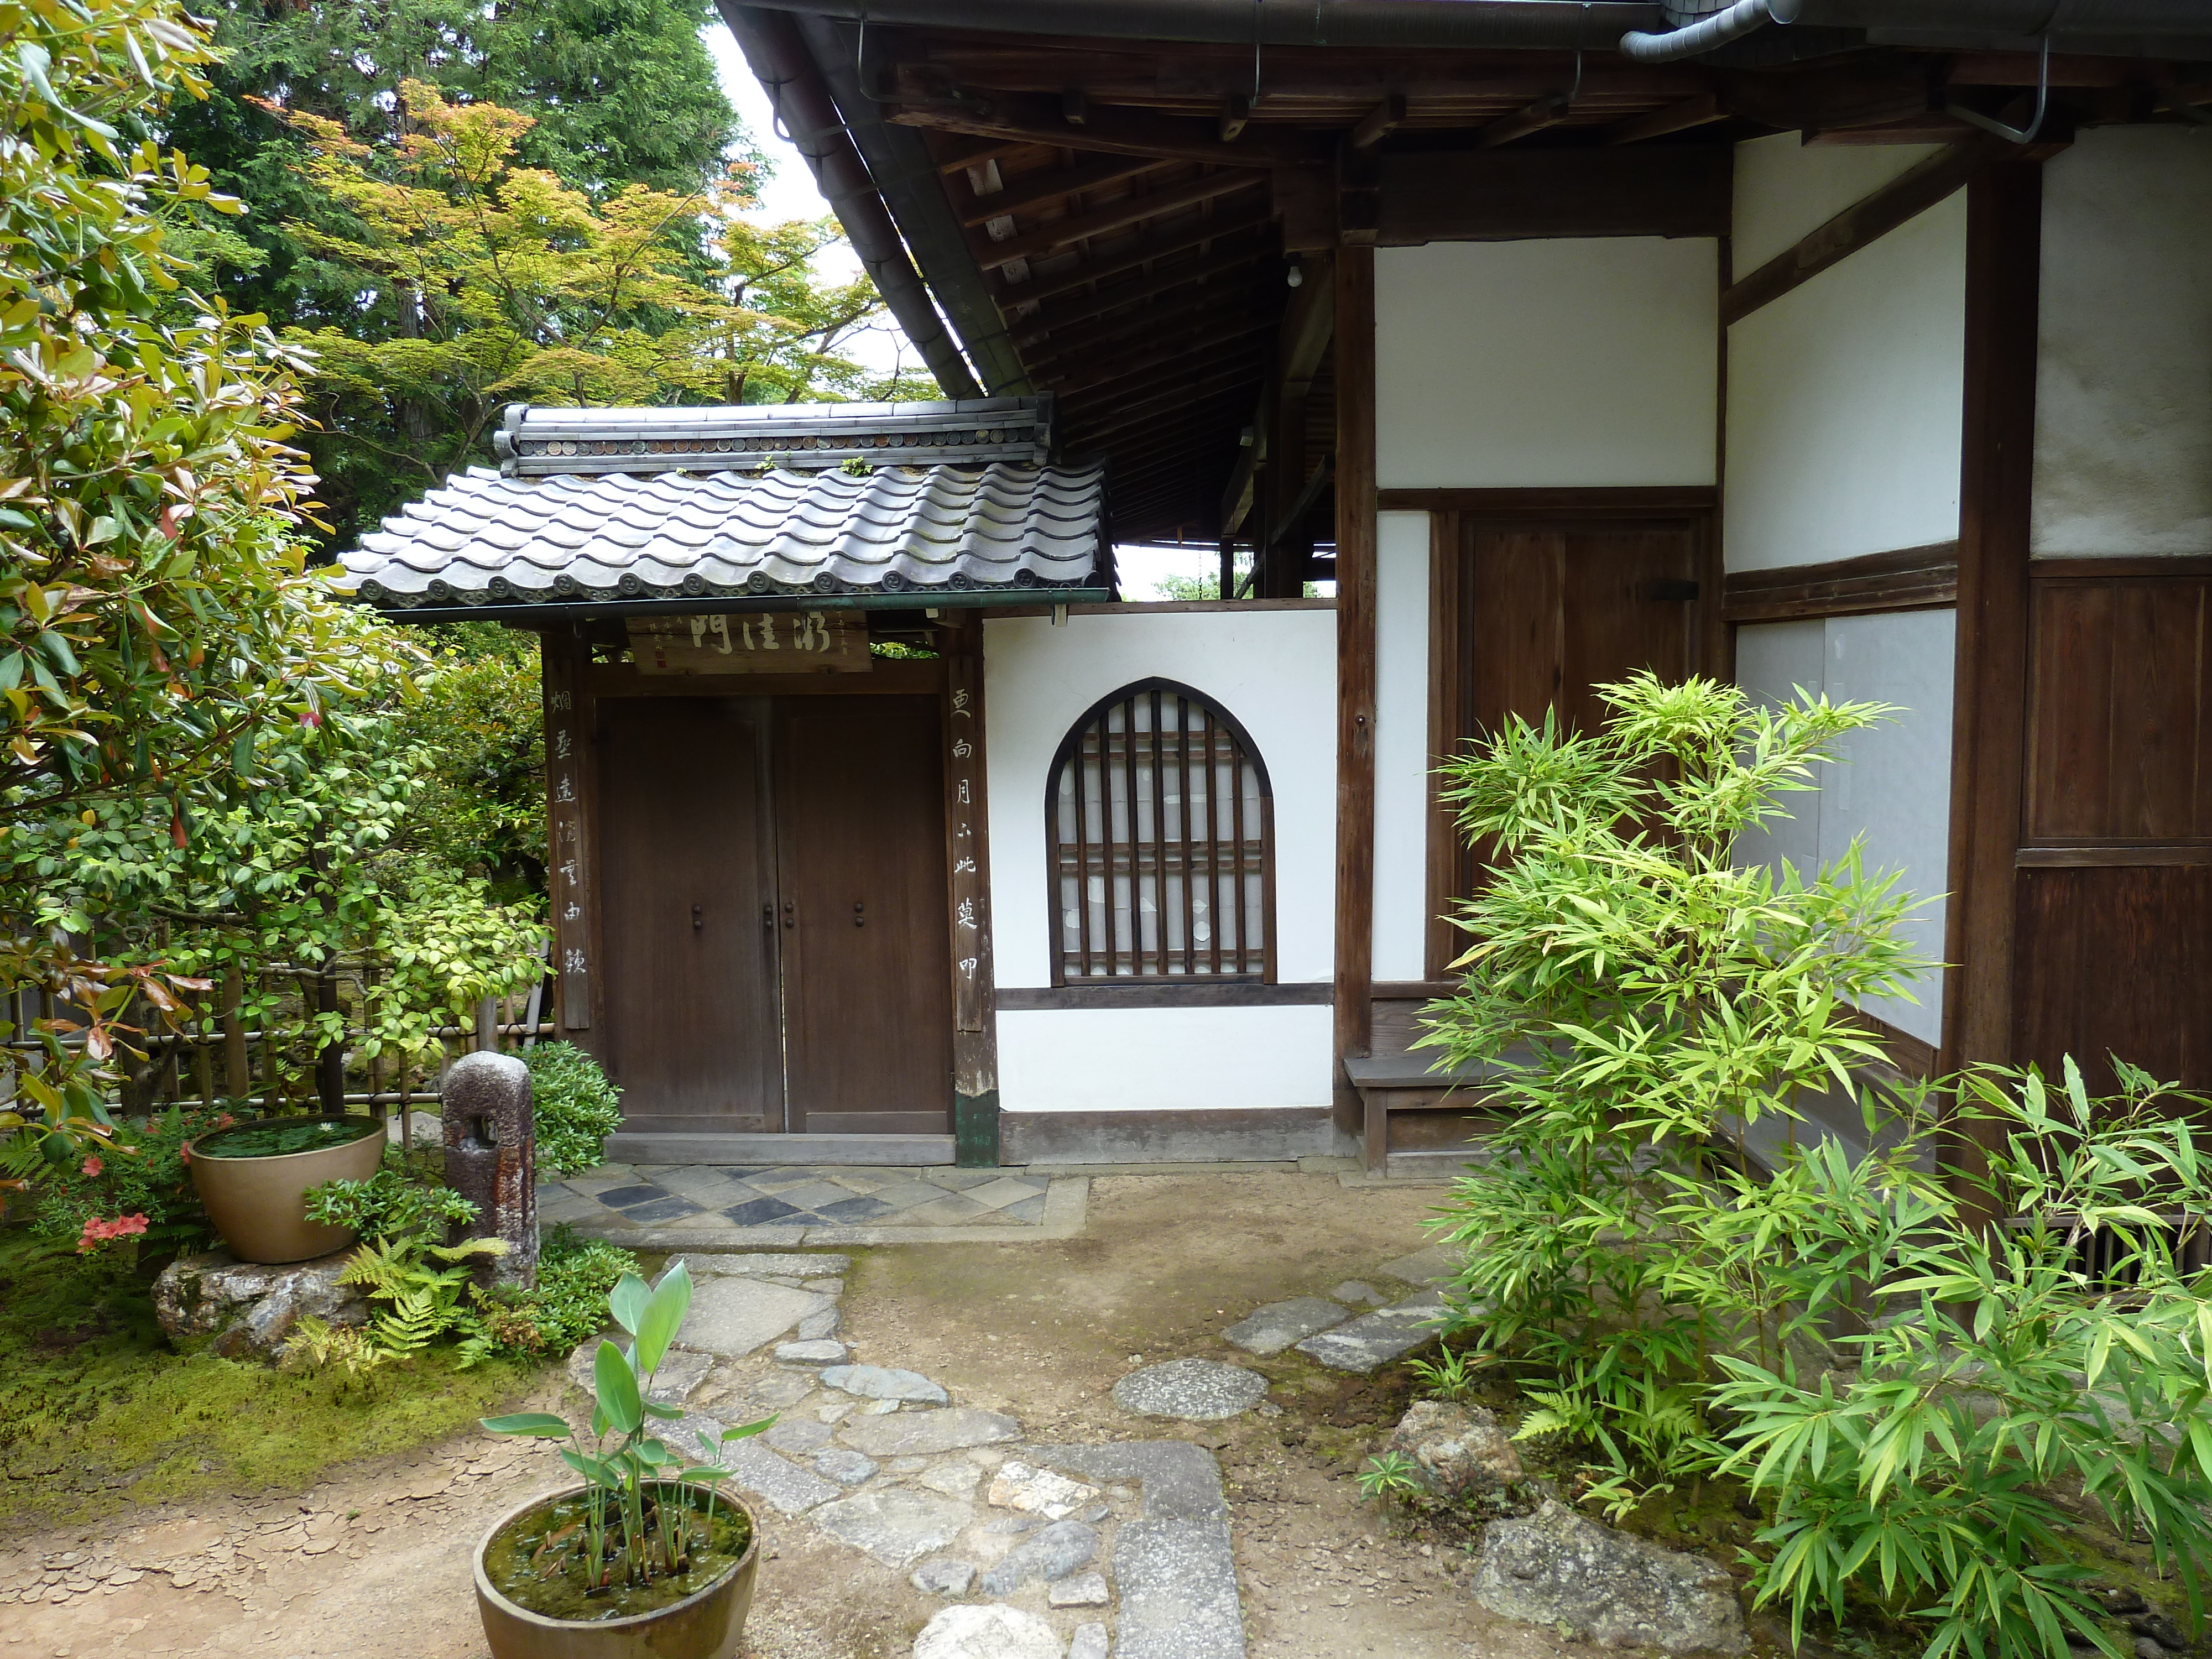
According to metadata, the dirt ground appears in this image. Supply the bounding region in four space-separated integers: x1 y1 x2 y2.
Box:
0 1170 1661 1659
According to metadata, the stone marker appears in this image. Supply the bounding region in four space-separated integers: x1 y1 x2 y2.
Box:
912 1604 1063 1659
811 1487 973 1567
1384 1400 1522 1496
911 1557 977 1598
822 1364 950 1404
677 1276 833 1357
1112 1358 1269 1421
1048 1571 1110 1608
441 1051 536 1287
1292 1291 1446 1373
980 1520 1098 1594
1221 1297 1350 1356
839 1407 1021 1458
1469 1499 1749 1655
152 1249 365 1363
1070 1624 1109 1659
987 1460 1098 1520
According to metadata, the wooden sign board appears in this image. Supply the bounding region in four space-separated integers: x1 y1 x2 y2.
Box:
629 611 870 675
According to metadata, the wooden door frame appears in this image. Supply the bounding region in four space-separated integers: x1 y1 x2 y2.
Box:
1406 490 1722 980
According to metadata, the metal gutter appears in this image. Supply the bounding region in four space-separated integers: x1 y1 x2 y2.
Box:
368 589 1114 625
1632 0 2212 58
792 14 1032 397
728 1 1665 48
715 2 984 398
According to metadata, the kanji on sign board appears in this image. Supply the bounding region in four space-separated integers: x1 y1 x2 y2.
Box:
628 611 870 674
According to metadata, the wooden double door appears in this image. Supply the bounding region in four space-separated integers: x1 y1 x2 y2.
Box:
1425 505 1714 974
595 694 953 1134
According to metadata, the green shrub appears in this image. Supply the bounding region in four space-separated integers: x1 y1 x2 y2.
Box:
524 1043 623 1176
305 1153 480 1243
471 1225 638 1357
1420 674 2212 1659
30 1103 247 1255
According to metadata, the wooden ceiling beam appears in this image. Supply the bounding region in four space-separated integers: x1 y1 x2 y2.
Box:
992 200 1275 307
1349 93 1407 150
1714 60 1939 134
1063 362 1268 440
950 154 1169 227
1022 291 1277 372
886 86 1326 170
1475 92 1571 148
928 133 1036 175
1050 324 1275 397
1008 244 1273 339
974 170 1267 271
1598 92 1725 145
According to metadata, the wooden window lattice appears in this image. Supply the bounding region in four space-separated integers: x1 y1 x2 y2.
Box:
1046 680 1274 982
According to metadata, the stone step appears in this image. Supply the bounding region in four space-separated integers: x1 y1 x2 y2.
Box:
603 1131 957 1167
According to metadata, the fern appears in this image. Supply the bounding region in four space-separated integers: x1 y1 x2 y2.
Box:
324 1233 510 1362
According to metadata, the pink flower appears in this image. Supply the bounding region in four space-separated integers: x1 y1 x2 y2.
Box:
179 1144 191 1163
81 1156 102 1178
77 1213 149 1253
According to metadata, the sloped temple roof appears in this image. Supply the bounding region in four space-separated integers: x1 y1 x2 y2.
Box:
341 398 1108 617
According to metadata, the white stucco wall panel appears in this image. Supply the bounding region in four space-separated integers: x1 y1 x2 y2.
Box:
983 606 1337 1113
1375 239 1719 490
2033 127 2212 559
997 1005 1333 1113
1733 610 1957 1048
1731 134 1945 273
1724 193 1966 572
1374 512 1431 981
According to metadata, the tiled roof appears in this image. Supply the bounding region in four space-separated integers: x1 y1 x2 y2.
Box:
343 458 1107 611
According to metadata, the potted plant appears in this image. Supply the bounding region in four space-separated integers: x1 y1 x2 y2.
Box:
188 1114 388 1264
474 1261 775 1659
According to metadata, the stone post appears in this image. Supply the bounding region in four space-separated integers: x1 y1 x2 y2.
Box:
441 1051 537 1287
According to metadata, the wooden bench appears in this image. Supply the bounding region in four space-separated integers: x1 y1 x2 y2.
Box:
1343 1053 1508 1175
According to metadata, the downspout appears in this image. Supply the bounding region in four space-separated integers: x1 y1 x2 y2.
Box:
1620 0 1776 60
716 2 983 399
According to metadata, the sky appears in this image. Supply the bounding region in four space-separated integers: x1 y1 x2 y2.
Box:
698 25 1225 600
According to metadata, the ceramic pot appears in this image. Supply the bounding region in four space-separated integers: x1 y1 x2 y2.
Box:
474 1486 761 1659
187 1115 385 1264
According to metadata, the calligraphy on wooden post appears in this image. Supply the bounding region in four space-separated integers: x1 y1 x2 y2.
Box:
541 650 593 1030
946 660 987 1033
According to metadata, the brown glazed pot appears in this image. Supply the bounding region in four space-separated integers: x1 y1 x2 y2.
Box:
187 1115 385 1264
474 1486 761 1659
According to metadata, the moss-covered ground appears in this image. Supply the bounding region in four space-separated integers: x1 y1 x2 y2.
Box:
0 1228 547 1532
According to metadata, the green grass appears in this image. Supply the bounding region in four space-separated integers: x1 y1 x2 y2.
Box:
0 1228 548 1530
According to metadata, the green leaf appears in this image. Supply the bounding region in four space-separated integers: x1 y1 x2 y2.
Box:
633 1260 691 1374
608 1271 650 1335
481 1412 571 1438
594 1338 643 1436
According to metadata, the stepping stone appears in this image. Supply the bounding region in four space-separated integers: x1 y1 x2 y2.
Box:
797 1306 843 1340
811 1487 973 1567
764 1419 833 1457
822 1364 950 1404
1331 1280 1388 1306
1049 1571 1110 1608
919 1463 983 1499
676 1252 851 1279
911 1557 976 1598
1292 1291 1447 1374
912 1604 1063 1659
677 1276 834 1358
987 1459 1098 1520
1115 1516 1244 1659
754 1369 818 1407
840 1408 1021 1458
1222 1297 1350 1356
719 1437 842 1515
1024 1441 1228 1520
641 1348 717 1402
980 1520 1097 1594
812 1448 879 1486
775 1339 848 1365
1070 1624 1109 1659
1112 1358 1269 1421
1378 1244 1459 1287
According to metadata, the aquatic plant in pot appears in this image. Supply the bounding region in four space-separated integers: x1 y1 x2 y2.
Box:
475 1261 775 1659
188 1114 388 1264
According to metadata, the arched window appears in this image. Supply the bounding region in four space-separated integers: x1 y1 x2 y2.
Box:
1045 680 1274 983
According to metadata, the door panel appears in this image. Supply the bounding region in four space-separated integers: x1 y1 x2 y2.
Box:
597 697 782 1129
775 696 953 1133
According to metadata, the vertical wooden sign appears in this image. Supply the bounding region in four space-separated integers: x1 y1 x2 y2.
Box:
946 655 987 1034
540 636 596 1031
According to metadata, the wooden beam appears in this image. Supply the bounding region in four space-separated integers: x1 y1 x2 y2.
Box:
1599 92 1724 145
1939 161 2046 1105
1064 364 1266 441
1378 147 1731 243
1061 86 1088 126
1024 292 1273 372
930 134 1035 176
1333 245 1378 1148
941 617 999 1166
974 171 1266 271
1350 92 1407 151
888 88 1321 170
1048 318 1276 397
1721 138 2010 326
952 154 1167 228
993 200 1274 307
1721 542 1960 622
1474 92 1570 149
540 631 603 1047
1219 93 1250 142
1010 246 1270 341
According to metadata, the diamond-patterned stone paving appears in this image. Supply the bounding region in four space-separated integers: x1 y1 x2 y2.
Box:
541 1164 1060 1240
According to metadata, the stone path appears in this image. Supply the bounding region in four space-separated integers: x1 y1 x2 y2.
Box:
1222 1245 1459 1374
541 1164 1088 1247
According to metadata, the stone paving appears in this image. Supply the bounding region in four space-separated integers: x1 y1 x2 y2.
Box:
540 1163 1088 1247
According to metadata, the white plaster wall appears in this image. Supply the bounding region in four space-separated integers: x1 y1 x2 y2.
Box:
1725 191 1966 572
1374 512 1431 981
997 1005 1333 1113
1375 239 1719 489
1733 609 1957 1047
2033 127 2212 558
1731 134 1945 273
982 606 1337 1112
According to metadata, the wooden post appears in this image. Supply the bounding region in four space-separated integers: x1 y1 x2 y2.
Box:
1939 161 2044 1139
942 617 1000 1166
222 965 248 1100
1333 244 1380 1144
540 630 603 1048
